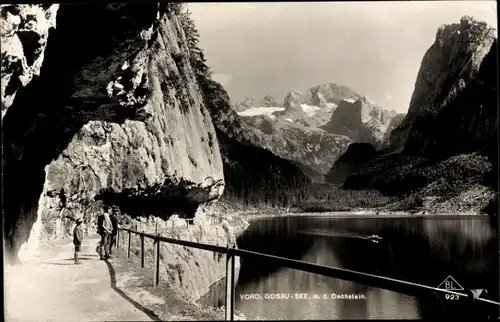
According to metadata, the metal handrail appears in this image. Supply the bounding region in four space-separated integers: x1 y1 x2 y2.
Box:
117 227 500 320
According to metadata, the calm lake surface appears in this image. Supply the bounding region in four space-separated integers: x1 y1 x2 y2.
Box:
199 214 499 320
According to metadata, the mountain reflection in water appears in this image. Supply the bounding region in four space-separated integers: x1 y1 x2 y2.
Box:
199 215 498 320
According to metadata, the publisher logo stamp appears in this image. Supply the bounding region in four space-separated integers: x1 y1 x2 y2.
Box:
436 275 464 291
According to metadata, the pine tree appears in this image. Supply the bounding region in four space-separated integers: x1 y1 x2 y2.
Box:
165 2 184 16
179 8 212 83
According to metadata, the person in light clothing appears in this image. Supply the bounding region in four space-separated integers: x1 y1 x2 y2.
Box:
97 209 113 260
96 213 104 254
73 218 84 265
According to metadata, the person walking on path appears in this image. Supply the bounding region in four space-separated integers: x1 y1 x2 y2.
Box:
101 210 113 260
97 209 113 260
96 212 104 255
109 211 119 256
73 218 84 265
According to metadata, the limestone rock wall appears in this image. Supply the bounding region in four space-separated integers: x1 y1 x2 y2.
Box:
390 16 496 155
323 98 401 147
127 206 249 301
1 4 59 115
2 4 224 263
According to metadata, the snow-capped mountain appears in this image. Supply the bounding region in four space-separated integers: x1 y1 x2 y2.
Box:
232 83 403 177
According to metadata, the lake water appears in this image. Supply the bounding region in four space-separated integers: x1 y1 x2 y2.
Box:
199 214 499 320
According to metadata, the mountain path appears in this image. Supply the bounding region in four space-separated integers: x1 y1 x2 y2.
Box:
5 235 153 322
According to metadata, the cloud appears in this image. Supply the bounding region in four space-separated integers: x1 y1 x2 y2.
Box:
385 94 393 101
212 73 233 87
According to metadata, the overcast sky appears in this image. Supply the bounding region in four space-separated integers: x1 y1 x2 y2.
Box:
189 1 497 113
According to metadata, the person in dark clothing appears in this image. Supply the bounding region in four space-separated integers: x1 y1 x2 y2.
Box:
73 218 84 265
109 212 119 256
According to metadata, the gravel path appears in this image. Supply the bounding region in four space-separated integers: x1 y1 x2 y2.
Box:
5 235 154 322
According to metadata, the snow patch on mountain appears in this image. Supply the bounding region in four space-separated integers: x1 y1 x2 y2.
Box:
237 107 285 117
300 104 321 117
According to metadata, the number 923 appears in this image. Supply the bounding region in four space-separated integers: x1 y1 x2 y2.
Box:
445 294 460 300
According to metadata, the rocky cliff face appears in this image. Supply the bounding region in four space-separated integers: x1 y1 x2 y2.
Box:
127 208 248 302
287 83 364 107
322 97 402 147
234 95 281 112
381 113 406 146
1 4 59 115
390 16 496 155
241 115 352 175
325 142 378 184
308 83 364 106
332 17 497 215
2 4 225 263
260 95 280 107
275 91 308 122
275 83 363 127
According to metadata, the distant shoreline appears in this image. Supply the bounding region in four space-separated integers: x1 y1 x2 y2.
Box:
241 210 487 222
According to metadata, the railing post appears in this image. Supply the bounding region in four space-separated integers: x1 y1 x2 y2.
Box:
230 245 236 321
127 230 131 259
116 229 120 251
140 232 145 268
152 237 161 287
225 244 236 321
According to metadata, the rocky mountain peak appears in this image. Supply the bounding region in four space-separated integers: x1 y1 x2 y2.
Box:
283 90 307 107
309 89 327 107
260 95 280 107
233 97 257 111
409 16 495 116
233 95 281 112
308 83 362 106
323 98 403 146
280 90 308 120
390 16 496 153
435 16 494 44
